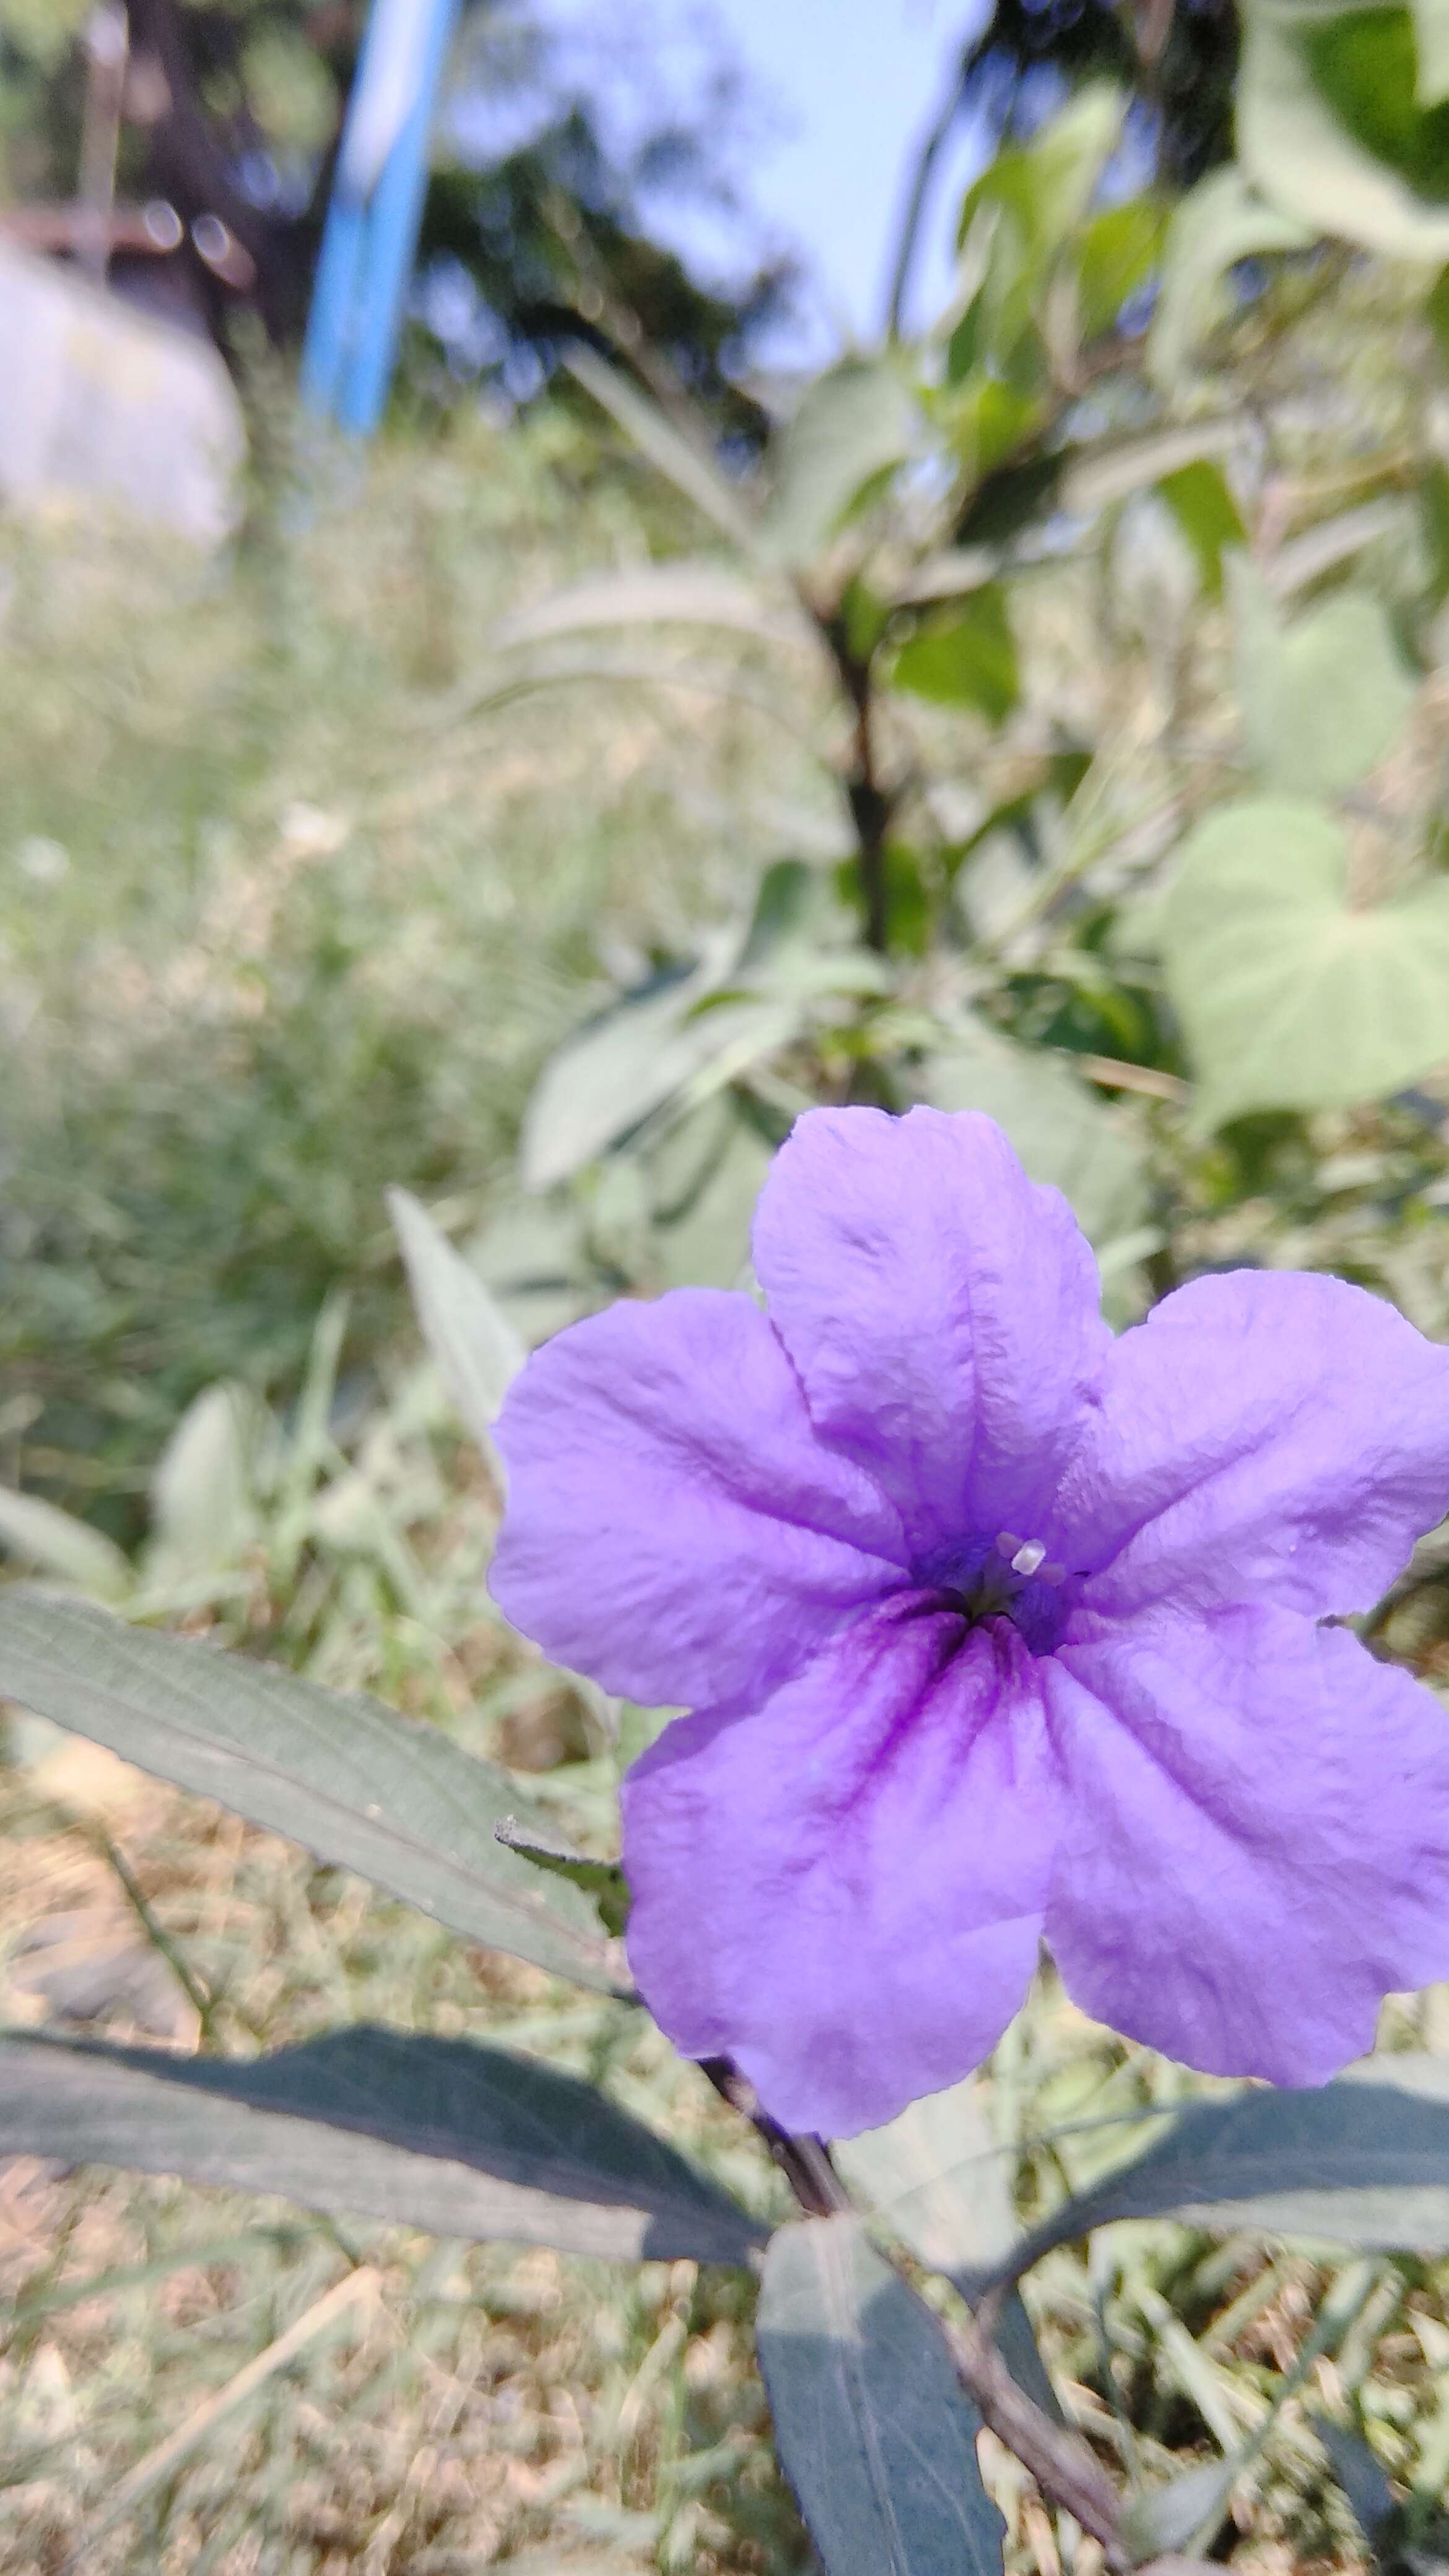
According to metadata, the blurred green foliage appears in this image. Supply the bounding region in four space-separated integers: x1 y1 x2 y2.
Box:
14 14 1449 2572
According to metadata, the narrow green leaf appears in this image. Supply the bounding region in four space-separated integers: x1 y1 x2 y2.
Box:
1240 9 1449 261
564 347 760 558
757 2215 1006 2576
985 2065 1449 2287
520 954 795 1192
388 1186 526 1455
1075 198 1166 338
495 1817 631 1938
1164 796 1449 1126
148 1383 258 1580
0 1590 625 1993
484 561 804 654
0 1487 131 1602
1312 2417 1398 2542
0 2027 764 2266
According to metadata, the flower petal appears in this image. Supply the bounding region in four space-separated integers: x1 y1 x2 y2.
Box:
490 1289 907 1712
1044 1601 1449 2082
751 1107 1108 1565
1058 1269 1449 1618
622 1597 1061 2137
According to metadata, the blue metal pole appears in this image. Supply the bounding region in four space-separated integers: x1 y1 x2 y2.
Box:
300 0 461 437
339 0 462 435
298 189 368 419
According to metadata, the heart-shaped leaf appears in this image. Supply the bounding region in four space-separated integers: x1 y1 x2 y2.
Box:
1227 559 1416 798
1164 797 1449 1125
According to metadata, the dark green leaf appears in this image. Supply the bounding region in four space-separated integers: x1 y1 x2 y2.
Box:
1312 2417 1398 2542
984 2066 1449 2286
757 2216 1005 2575
0 2027 764 2265
495 1818 631 1938
955 454 1062 548
890 585 1018 721
1420 457 1449 603
0 1590 625 1993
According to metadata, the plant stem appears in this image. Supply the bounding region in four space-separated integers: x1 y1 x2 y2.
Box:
698 2057 852 2218
819 622 894 955
705 2053 1136 2563
943 2286 1133 2572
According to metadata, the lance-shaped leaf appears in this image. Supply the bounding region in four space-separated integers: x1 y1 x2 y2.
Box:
564 347 761 559
388 1186 526 1458
1240 6 1449 262
757 2216 1005 2576
0 2027 764 2266
484 562 808 655
0 1590 625 1993
981 2061 1449 2286
0 1486 131 1602
496 1817 631 1938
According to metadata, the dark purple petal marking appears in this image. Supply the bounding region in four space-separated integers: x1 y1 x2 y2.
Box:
621 1597 1061 2138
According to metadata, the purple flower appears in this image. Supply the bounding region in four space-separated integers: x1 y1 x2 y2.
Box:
490 1108 1449 2138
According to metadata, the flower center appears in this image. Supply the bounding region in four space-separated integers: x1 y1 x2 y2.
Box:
929 1529 1071 1655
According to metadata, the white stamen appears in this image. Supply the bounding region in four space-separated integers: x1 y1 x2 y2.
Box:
1010 1539 1046 1578
994 1530 1022 1562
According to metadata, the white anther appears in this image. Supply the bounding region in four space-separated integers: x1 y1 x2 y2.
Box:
994 1530 1022 1562
1010 1539 1046 1578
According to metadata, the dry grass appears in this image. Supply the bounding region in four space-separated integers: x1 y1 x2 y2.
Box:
7 404 1449 2572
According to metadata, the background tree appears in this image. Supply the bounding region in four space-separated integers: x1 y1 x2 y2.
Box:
0 0 796 429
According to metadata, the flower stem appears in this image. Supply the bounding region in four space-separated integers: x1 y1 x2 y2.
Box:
942 2286 1134 2572
702 2053 1138 2569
